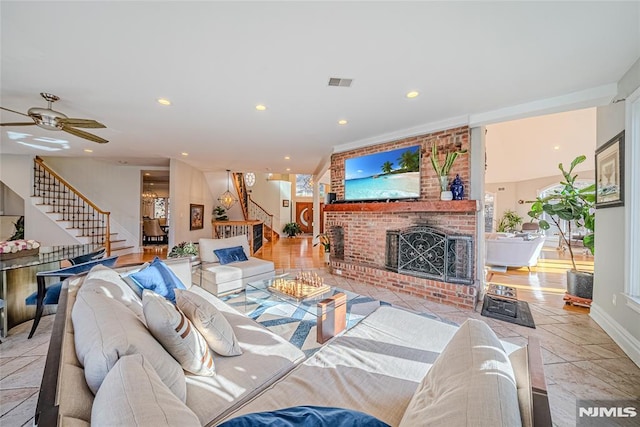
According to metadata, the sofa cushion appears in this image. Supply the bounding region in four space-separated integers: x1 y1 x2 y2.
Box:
175 289 242 356
399 319 521 427
72 287 186 400
80 265 145 322
199 236 250 263
202 258 274 284
509 346 533 427
214 246 249 265
183 286 305 425
128 257 186 303
91 354 200 427
143 290 215 376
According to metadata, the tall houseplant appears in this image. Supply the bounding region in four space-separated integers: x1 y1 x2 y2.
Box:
430 142 467 200
527 155 595 300
496 209 523 233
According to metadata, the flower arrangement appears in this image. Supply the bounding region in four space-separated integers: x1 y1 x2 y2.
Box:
168 241 199 258
0 239 41 259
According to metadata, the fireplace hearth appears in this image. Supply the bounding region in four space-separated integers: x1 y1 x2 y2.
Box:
385 225 473 285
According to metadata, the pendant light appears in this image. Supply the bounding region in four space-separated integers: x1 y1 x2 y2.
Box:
218 169 237 209
244 172 256 187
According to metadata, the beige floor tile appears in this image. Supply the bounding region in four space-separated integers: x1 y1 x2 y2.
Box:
571 359 640 397
544 362 635 400
0 356 46 390
0 356 40 381
0 390 38 427
0 388 38 417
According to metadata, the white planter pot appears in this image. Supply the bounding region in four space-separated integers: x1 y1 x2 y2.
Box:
441 191 453 201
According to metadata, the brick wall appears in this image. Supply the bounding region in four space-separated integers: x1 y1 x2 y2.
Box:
327 126 479 309
331 126 470 201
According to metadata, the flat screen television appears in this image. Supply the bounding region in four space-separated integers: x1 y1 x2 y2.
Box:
344 145 421 201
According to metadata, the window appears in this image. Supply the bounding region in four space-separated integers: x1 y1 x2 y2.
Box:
296 174 314 197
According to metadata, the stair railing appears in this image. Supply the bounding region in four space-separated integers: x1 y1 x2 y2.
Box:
248 196 276 241
33 157 111 255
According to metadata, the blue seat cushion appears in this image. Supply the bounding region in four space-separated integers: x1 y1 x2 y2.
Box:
25 282 63 306
128 257 186 303
219 406 390 427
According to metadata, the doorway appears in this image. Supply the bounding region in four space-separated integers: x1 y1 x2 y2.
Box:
295 202 324 234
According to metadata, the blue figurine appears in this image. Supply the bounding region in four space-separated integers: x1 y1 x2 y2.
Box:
451 174 464 200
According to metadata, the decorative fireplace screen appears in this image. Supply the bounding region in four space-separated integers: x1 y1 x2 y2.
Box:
385 225 473 285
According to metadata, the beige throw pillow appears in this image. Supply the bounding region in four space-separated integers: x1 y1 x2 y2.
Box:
72 288 186 400
92 354 200 427
175 289 242 356
143 290 215 376
399 319 521 427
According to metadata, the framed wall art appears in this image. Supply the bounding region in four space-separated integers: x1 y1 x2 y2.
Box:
595 130 625 208
190 203 205 230
282 199 290 208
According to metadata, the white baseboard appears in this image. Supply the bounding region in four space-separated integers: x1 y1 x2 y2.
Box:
590 302 640 368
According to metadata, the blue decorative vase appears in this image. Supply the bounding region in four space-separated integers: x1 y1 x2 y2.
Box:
451 174 464 200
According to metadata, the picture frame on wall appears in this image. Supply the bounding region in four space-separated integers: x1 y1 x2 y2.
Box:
282 199 290 208
190 204 205 230
595 130 625 209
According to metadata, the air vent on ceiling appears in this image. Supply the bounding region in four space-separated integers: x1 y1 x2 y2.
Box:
328 77 353 87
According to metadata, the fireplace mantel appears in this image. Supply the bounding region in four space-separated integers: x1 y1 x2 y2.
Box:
324 200 478 213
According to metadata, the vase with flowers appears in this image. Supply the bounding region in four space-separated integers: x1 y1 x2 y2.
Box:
429 142 467 200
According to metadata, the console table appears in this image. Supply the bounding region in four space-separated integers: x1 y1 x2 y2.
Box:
0 244 102 336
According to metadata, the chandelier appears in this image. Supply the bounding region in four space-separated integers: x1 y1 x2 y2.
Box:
142 183 157 201
218 169 237 209
244 172 256 187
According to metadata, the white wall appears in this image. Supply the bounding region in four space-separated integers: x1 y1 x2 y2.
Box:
0 154 77 245
591 57 640 367
247 173 292 234
0 182 23 215
171 160 216 246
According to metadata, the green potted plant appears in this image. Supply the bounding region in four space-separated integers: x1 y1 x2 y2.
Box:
495 209 523 233
283 222 302 238
527 155 595 300
429 142 467 200
168 241 199 260
213 206 228 221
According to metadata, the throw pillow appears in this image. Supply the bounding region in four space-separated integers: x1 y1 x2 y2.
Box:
213 246 248 265
129 256 186 303
399 319 521 427
143 290 215 376
219 406 389 427
92 354 200 427
175 289 242 356
72 287 186 400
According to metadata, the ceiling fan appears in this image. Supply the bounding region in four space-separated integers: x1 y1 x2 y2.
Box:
1 92 108 144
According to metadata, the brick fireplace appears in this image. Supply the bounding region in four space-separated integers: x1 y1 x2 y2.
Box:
325 126 480 309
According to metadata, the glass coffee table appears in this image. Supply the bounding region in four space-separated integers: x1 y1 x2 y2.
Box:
244 275 363 344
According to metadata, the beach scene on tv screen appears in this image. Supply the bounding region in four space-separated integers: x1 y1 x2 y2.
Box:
345 145 420 201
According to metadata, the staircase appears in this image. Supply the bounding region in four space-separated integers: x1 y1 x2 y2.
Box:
232 173 279 242
32 157 133 255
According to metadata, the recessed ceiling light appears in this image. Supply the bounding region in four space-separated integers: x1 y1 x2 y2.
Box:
338 119 348 125
84 149 93 153
284 156 290 160
157 98 172 106
406 91 419 99
286 168 291 172
144 172 150 176
181 152 189 156
553 146 560 150
255 104 267 111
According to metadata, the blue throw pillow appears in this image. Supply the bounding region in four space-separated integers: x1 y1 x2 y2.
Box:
219 406 389 427
129 257 186 303
213 246 248 265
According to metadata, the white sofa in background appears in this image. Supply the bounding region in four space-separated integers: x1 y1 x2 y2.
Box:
485 233 546 270
198 235 275 296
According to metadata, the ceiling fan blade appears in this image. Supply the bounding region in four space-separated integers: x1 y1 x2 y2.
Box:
0 122 36 126
58 118 106 129
61 125 108 144
1 106 31 117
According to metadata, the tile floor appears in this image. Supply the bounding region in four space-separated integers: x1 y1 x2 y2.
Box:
1 269 639 426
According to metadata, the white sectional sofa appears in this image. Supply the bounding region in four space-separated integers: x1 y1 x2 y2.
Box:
37 259 551 427
198 236 275 296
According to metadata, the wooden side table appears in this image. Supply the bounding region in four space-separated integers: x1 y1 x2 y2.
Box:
317 293 347 344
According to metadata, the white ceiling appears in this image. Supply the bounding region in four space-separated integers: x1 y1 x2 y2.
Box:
1 2 638 175
485 107 597 184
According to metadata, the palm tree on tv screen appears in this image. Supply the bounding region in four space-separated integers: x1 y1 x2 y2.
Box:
398 149 419 172
381 161 394 174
